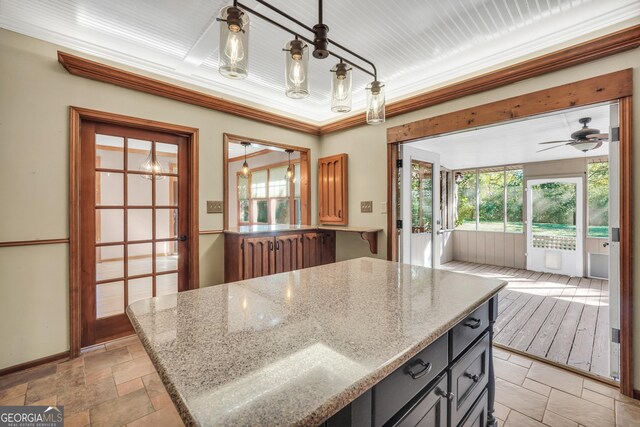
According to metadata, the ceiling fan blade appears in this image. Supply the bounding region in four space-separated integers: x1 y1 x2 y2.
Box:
586 133 609 140
537 144 568 153
538 140 575 145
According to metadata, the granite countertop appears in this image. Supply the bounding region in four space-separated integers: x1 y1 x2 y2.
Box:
223 224 383 234
127 258 507 426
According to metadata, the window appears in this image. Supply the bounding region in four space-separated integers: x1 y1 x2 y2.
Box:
455 171 476 230
587 161 609 238
506 169 523 232
455 166 523 233
478 169 504 231
237 161 300 225
411 160 433 233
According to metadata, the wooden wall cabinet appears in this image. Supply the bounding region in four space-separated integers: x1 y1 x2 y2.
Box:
225 229 336 282
318 153 348 225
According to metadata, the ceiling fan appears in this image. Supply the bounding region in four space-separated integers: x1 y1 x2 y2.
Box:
537 117 608 153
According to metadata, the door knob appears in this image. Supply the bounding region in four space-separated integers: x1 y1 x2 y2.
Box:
603 242 610 247
435 388 455 401
179 235 187 242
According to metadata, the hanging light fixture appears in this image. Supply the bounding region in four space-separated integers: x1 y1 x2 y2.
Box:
454 172 464 184
284 38 310 98
217 0 384 123
330 60 352 113
284 149 294 181
366 80 386 124
218 5 249 79
240 141 251 177
139 147 165 180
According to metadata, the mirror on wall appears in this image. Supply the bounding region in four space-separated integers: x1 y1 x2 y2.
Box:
223 135 310 229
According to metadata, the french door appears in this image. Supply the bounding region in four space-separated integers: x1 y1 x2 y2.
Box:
400 146 441 267
526 177 583 277
80 122 190 346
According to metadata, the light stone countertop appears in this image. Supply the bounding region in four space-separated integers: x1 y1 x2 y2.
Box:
127 257 507 426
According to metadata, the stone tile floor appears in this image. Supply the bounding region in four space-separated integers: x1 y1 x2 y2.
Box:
0 335 639 426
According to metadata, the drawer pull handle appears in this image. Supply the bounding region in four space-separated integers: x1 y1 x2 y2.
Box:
435 388 455 401
406 359 432 379
463 317 482 329
464 372 480 383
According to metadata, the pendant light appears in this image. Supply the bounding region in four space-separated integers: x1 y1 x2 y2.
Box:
217 1 384 123
140 147 165 180
240 142 251 177
330 61 352 112
284 149 294 181
218 6 249 79
284 38 310 98
366 80 386 124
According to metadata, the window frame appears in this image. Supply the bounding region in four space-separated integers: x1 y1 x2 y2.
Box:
237 159 300 226
454 165 523 233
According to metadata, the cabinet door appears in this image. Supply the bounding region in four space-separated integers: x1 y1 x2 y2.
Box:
274 234 303 273
242 236 274 279
392 374 448 427
302 233 324 268
318 153 348 225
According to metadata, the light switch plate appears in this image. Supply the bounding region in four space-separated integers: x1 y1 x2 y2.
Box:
380 202 387 214
207 200 223 214
361 201 373 213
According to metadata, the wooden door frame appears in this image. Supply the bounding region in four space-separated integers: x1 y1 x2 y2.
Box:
223 133 311 229
69 107 199 357
386 69 634 396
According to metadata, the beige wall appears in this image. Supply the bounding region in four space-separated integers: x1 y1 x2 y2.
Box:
0 29 320 369
2 21 640 385
320 45 640 385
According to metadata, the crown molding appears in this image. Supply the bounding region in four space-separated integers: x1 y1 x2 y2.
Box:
57 51 320 135
58 24 640 137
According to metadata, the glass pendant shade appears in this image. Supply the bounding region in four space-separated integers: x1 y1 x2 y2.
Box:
218 6 249 79
284 39 310 99
140 149 165 180
241 160 250 176
572 141 600 152
366 81 385 124
331 62 352 113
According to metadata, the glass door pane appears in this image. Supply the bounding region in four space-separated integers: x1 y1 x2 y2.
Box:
531 182 578 251
95 136 181 322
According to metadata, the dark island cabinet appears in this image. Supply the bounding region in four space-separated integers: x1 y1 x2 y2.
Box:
325 297 498 427
224 229 336 282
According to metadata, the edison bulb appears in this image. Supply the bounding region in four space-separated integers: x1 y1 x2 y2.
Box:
288 59 305 86
225 32 244 64
335 78 349 101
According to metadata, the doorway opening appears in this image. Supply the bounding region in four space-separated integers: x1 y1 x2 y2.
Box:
395 102 621 383
70 108 199 353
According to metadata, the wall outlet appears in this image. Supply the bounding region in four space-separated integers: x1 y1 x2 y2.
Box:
207 200 223 214
361 201 373 213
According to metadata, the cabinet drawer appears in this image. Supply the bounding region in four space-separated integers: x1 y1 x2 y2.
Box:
449 333 490 427
374 334 448 426
458 388 488 427
450 302 489 361
391 373 448 427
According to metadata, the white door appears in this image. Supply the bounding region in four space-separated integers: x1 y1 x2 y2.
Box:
401 146 441 267
526 177 583 277
608 102 621 379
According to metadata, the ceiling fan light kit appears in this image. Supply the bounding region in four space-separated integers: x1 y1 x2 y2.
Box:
537 117 608 153
217 0 385 124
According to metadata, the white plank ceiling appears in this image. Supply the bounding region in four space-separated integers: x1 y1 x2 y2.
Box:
1 0 638 124
408 103 611 169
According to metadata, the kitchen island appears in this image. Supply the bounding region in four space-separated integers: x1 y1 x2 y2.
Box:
127 257 507 426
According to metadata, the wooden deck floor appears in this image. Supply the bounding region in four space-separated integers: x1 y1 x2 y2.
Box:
441 261 612 379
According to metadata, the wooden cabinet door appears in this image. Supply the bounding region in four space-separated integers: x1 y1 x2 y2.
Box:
302 233 324 268
318 153 348 225
274 234 303 273
242 236 274 279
